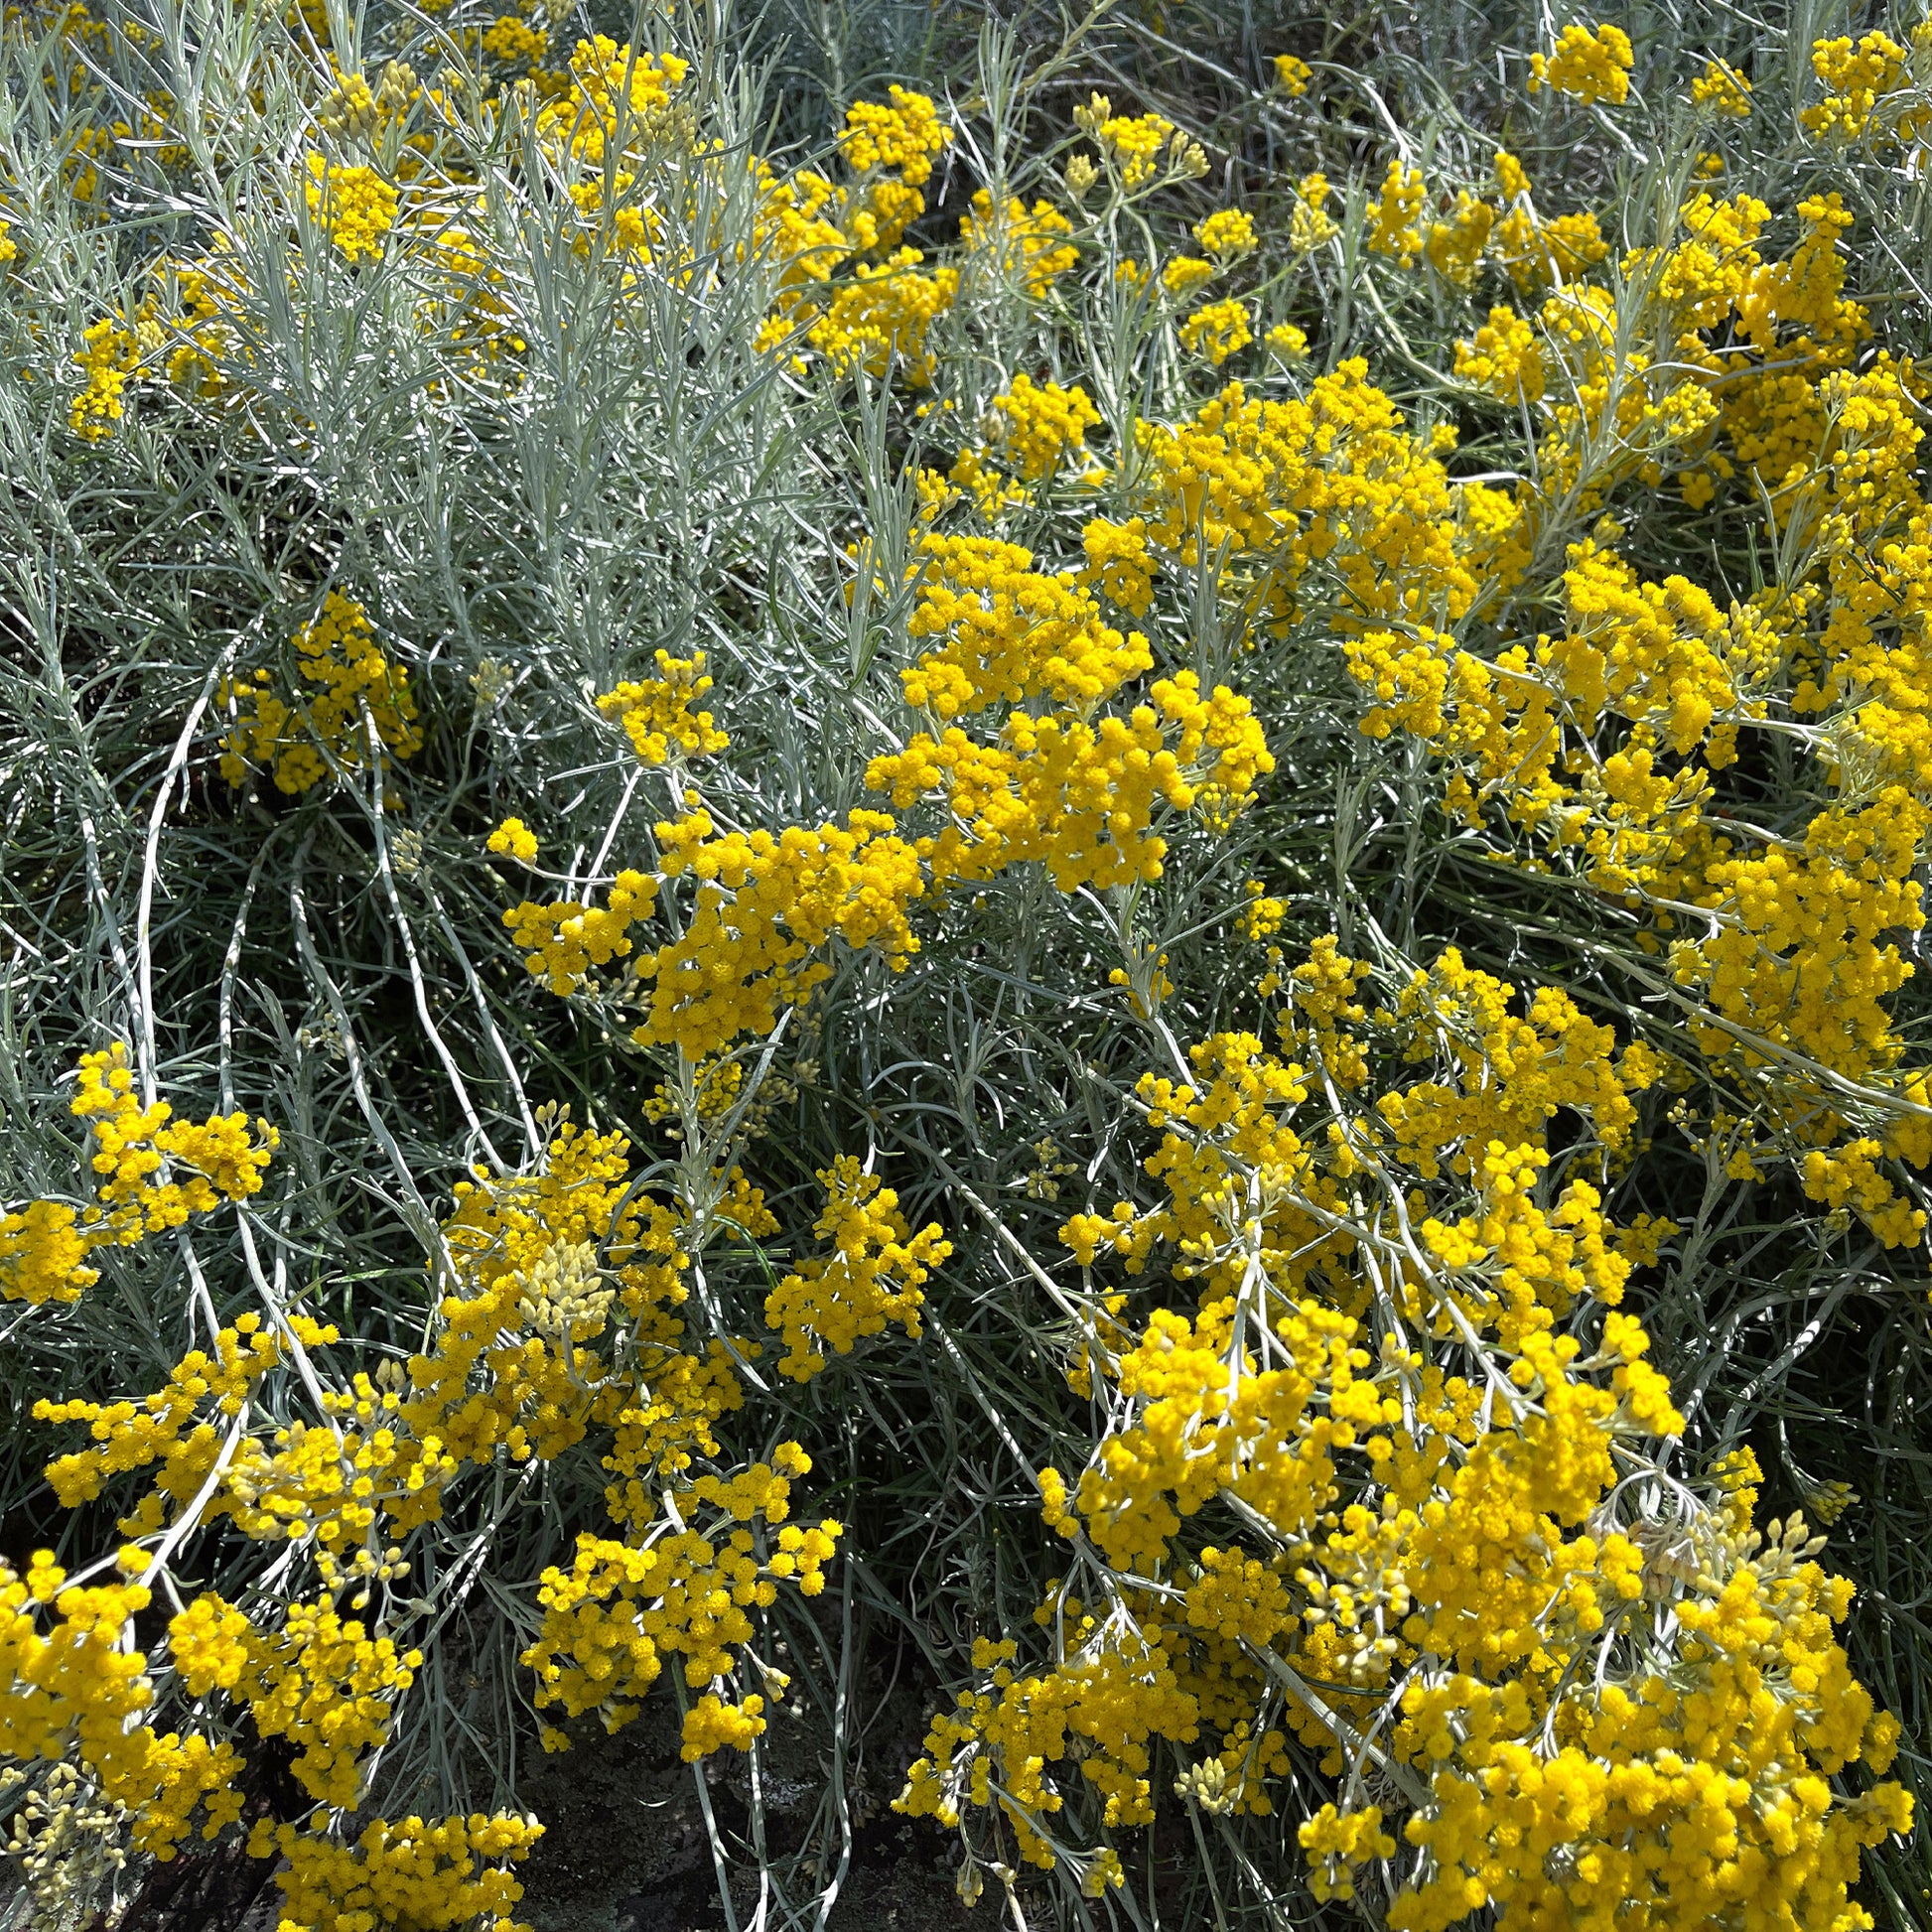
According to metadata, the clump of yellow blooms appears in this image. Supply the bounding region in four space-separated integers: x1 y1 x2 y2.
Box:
838 81 951 231
1192 207 1256 258
257 1812 543 1932
754 81 958 382
1366 160 1428 264
1530 22 1635 104
17 8 1932 1928
521 1442 838 1746
304 154 399 262
218 591 422 794
1157 258 1209 297
900 938 1909 1924
1289 170 1337 253
1080 515 1155 616
487 815 539 863
1177 297 1252 364
957 190 1080 296
0 1199 98 1307
0 1551 248 1863
1453 303 1546 399
480 15 545 66
243 1596 424 1807
984 373 1101 482
596 650 731 763
1801 30 1932 146
1074 95 1207 191
504 520 1274 1059
764 1157 950 1378
1691 55 1752 116
69 318 138 440
1272 53 1312 96
1424 190 1494 286
2 1043 276 1305
680 1691 766 1760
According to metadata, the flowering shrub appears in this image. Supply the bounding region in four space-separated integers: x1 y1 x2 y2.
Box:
1 1 1928 1929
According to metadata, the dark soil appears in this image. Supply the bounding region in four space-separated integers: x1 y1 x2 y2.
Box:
515 1694 990 1932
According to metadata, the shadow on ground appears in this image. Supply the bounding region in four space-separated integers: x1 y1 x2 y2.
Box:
515 1699 989 1932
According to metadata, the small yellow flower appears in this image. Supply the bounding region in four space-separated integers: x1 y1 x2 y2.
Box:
1528 22 1634 104
303 154 398 263
1272 53 1312 95
1193 207 1256 257
487 817 539 863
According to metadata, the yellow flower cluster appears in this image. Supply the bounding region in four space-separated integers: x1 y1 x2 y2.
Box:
409 1121 690 1484
1193 207 1256 258
871 668 1268 893
900 936 1908 1924
1135 361 1486 626
503 866 661 996
487 816 539 863
506 524 1272 1057
957 190 1079 297
1452 303 1545 400
1529 22 1635 104
680 1692 766 1760
596 651 731 763
480 15 545 66
522 1444 837 1741
89 1339 394 1569
900 1619 1204 1856
243 1596 423 1807
897 534 1150 716
836 81 951 236
1385 1521 1910 1929
1366 160 1427 265
0 1553 244 1862
304 155 399 262
69 318 137 440
1290 171 1337 253
1160 254 1213 297
1423 190 1494 286
633 807 926 1057
0 1200 97 1307
1 1043 277 1304
218 591 422 794
1691 56 1751 116
68 1044 278 1236
253 1812 543 1932
1074 96 1205 191
984 374 1100 482
1079 516 1154 616
754 84 958 382
1272 54 1312 96
1177 297 1252 365
764 1157 950 1378
1301 1802 1396 1901
1801 31 1932 146
1355 144 1612 305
